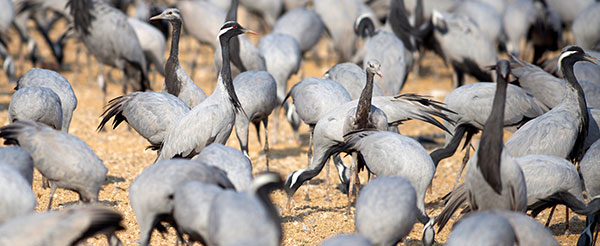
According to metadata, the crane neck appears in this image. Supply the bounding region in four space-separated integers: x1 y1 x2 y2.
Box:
218 33 244 114
168 19 182 63
561 57 589 162
354 71 375 129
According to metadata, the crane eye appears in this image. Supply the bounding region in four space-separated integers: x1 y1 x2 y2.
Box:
168 11 172 15
233 24 237 29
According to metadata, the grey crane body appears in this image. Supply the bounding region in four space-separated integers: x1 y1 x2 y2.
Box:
497 210 559 246
314 0 373 61
510 55 565 109
0 146 33 184
464 148 528 211
0 205 124 246
272 8 324 53
545 0 594 25
69 0 150 93
516 154 584 207
431 10 496 87
0 165 36 225
453 0 503 44
98 91 190 149
324 62 384 99
578 138 600 246
431 61 528 243
192 143 254 191
176 0 224 49
287 77 352 126
355 16 409 96
239 0 282 27
431 81 545 165
0 0 15 81
355 177 418 245
9 86 63 131
16 68 77 132
129 159 235 246
319 234 372 246
158 21 252 160
259 33 301 103
173 181 224 245
285 94 456 199
506 46 595 162
128 17 166 76
447 211 517 246
207 172 283 246
342 130 435 223
151 8 207 108
0 121 107 209
214 0 266 77
232 70 277 157
572 2 600 51
585 108 600 150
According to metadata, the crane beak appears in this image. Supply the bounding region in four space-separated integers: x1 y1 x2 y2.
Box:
149 15 162 21
243 28 257 35
376 72 383 78
584 54 599 65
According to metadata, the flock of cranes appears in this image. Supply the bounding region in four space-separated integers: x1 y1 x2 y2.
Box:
1 0 600 245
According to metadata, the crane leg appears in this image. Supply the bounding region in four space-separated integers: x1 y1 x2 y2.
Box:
47 182 58 211
304 127 314 201
97 62 107 106
544 205 556 227
565 207 570 233
263 118 270 171
325 158 331 202
347 152 358 214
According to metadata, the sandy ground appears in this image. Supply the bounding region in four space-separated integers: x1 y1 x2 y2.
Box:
0 15 586 246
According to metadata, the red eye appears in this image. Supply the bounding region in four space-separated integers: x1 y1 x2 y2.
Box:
233 25 237 29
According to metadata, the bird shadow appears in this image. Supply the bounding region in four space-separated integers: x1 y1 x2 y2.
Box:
282 204 350 223
268 146 303 159
57 200 119 208
547 215 585 236
404 238 444 246
105 175 126 185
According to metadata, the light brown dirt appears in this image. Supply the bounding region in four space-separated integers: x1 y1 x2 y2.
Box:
0 16 584 246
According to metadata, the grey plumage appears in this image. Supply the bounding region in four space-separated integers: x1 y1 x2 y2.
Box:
285 94 456 200
431 81 545 165
431 10 496 87
342 130 434 224
173 181 224 245
0 165 36 225
453 0 503 44
355 177 418 245
239 0 282 27
128 17 166 76
272 8 324 53
516 155 584 208
176 0 224 49
506 47 595 162
319 234 372 246
314 0 373 61
233 70 277 165
572 2 600 51
286 77 352 126
150 8 207 108
581 139 600 200
259 33 302 103
355 15 409 95
0 205 124 246
323 62 385 99
0 146 34 184
192 143 254 191
9 86 63 131
0 0 15 82
98 91 190 150
447 211 517 246
16 68 77 132
157 21 253 160
545 0 594 25
129 159 234 246
0 121 107 210
496 210 559 246
207 172 283 246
